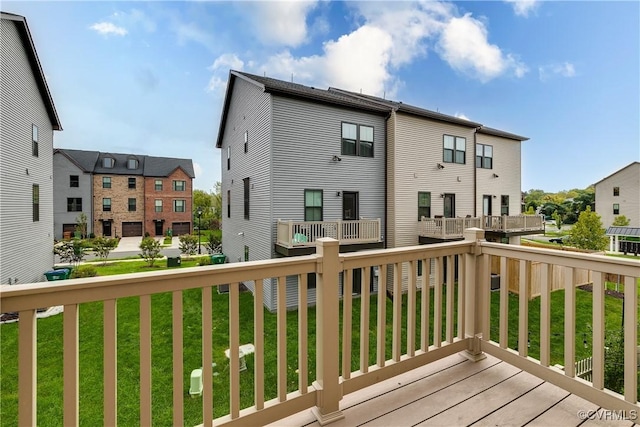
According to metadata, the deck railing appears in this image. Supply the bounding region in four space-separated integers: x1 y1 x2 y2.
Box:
1 228 638 426
419 215 544 238
276 218 381 248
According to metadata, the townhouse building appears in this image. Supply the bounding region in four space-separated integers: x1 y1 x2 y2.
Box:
594 161 640 228
1 12 62 284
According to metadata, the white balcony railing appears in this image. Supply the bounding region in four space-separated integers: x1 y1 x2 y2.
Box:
419 215 544 239
276 219 382 248
1 228 638 426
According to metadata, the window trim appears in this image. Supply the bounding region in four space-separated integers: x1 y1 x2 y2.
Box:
70 175 79 188
613 187 620 197
243 177 250 220
32 184 39 221
443 134 466 164
173 180 186 191
126 158 139 170
67 197 82 212
128 177 136 189
613 203 620 215
227 146 231 170
102 177 111 189
174 199 186 213
32 124 39 157
418 191 431 220
103 198 111 212
244 131 248 153
476 143 493 169
155 199 163 212
155 179 163 191
501 195 509 216
128 198 136 212
102 157 115 168
304 189 323 221
341 122 374 157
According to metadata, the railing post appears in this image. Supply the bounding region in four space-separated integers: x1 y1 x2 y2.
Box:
312 238 344 425
461 228 487 362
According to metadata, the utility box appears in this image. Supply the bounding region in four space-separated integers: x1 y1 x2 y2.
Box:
44 269 71 281
491 274 500 290
211 254 226 265
189 368 203 397
167 257 181 267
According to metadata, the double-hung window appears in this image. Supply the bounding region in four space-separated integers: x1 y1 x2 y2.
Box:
443 135 466 164
70 175 79 187
174 200 185 213
32 124 39 157
341 123 374 157
173 180 186 191
476 144 493 169
102 177 111 189
128 177 136 189
155 199 162 212
501 195 509 215
304 190 323 221
32 184 39 221
613 187 620 196
613 204 620 215
103 198 111 212
155 180 163 191
128 198 136 212
418 192 431 220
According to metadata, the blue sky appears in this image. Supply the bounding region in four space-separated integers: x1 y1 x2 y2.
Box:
5 1 639 193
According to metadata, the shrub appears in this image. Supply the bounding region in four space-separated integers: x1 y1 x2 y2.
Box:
53 239 86 267
205 231 222 254
144 231 151 238
179 234 199 257
163 236 172 245
70 265 97 278
139 237 162 267
197 256 212 266
93 237 119 265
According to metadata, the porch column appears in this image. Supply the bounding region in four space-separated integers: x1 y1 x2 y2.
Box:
312 238 344 425
461 228 487 362
609 235 614 252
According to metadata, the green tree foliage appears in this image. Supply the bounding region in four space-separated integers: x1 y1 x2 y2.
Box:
212 181 222 227
193 185 222 230
53 239 86 267
75 213 88 238
603 329 625 395
612 215 631 226
139 237 162 267
178 234 199 257
568 207 608 251
93 237 118 265
524 206 535 215
205 230 222 254
551 210 564 231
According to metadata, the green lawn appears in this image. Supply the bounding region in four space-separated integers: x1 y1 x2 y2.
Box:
1 264 636 426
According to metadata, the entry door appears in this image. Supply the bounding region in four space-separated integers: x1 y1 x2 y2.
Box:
155 221 163 236
102 221 112 237
483 195 492 215
342 192 359 220
444 193 455 218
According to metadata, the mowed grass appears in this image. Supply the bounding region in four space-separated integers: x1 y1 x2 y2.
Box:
1 263 637 426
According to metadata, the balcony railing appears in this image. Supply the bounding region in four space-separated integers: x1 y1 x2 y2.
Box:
1 228 638 426
276 218 382 248
419 215 544 239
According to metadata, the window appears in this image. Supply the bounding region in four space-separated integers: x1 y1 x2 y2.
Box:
227 190 231 218
244 245 249 262
443 135 466 164
127 158 138 169
70 175 79 188
613 204 620 215
613 187 620 196
227 146 231 170
174 200 185 212
173 180 186 191
341 123 374 157
418 192 431 220
67 198 82 212
32 124 39 157
501 195 509 216
243 178 250 219
155 200 162 212
32 184 39 221
128 177 136 189
128 198 136 212
102 157 114 168
155 179 163 191
476 144 493 169
244 130 248 153
304 189 323 221
102 177 111 188
103 198 111 212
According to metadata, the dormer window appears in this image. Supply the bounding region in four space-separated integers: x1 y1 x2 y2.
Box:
127 158 139 169
103 157 115 168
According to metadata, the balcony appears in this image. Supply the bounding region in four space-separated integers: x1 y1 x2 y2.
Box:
275 218 383 256
419 215 544 241
1 229 638 426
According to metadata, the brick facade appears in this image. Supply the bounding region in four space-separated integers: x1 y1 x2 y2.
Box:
93 174 145 237
144 167 193 236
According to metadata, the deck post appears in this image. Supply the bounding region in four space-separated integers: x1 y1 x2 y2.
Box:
312 238 344 425
461 228 487 362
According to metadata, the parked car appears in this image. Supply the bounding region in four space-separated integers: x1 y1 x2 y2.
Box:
549 236 569 244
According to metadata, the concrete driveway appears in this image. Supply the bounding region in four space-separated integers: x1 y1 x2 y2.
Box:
112 236 143 253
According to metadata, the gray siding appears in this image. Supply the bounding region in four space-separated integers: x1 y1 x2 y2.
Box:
220 77 274 308
53 152 93 239
0 19 55 284
271 96 387 309
595 163 640 228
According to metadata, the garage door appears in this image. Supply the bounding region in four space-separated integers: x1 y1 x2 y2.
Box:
172 222 191 236
122 222 143 237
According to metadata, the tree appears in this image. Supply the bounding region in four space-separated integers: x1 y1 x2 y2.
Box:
212 181 222 228
612 215 631 226
568 207 608 251
551 210 564 231
93 236 118 265
75 213 88 238
53 239 86 267
178 234 198 257
139 237 162 267
205 230 222 254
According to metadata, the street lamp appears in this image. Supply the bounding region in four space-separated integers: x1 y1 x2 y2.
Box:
197 207 203 254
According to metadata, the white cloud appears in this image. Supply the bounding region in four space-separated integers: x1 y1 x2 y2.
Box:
455 112 470 120
206 54 245 93
437 13 528 82
248 1 319 47
89 22 127 36
193 162 203 179
539 62 576 81
174 21 214 49
504 0 539 17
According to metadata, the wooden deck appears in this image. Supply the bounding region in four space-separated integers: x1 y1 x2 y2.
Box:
269 353 639 427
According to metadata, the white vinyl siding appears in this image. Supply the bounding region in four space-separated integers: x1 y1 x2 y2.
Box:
594 162 640 228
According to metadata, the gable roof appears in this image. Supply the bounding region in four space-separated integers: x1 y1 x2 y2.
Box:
54 148 100 172
477 126 529 142
593 162 640 187
144 155 195 178
1 12 62 130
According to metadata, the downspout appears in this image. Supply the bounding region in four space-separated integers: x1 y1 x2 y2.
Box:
473 127 481 217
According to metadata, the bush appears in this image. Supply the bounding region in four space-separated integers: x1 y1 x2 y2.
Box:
53 239 86 267
144 231 151 238
163 236 172 245
205 230 222 254
70 265 97 278
93 236 119 265
139 237 162 267
197 256 212 266
179 234 199 257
